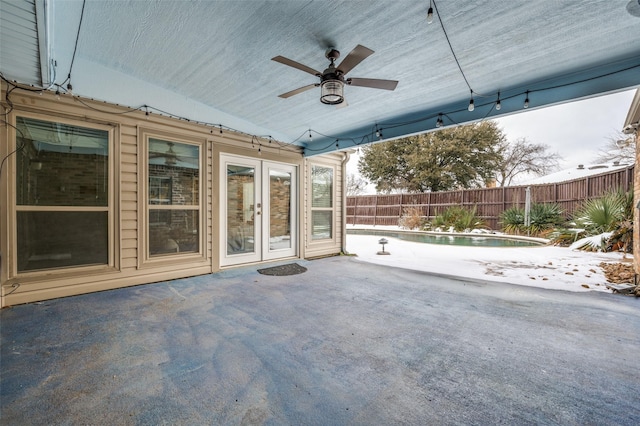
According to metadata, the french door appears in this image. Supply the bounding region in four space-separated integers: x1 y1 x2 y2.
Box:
220 155 297 266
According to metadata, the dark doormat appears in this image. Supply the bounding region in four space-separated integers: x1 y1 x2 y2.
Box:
257 263 307 276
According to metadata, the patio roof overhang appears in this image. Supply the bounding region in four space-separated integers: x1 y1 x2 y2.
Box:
2 0 640 155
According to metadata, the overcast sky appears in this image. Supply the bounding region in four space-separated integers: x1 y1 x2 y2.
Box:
494 88 636 169
347 88 637 191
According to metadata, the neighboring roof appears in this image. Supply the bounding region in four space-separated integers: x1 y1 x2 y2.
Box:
519 162 633 185
623 88 640 133
1 0 640 155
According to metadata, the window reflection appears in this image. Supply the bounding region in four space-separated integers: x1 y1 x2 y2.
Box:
15 117 110 272
148 138 200 256
16 117 109 207
311 165 333 240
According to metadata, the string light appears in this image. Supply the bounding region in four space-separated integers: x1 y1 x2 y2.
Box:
436 113 443 127
468 91 475 112
427 0 434 23
524 90 530 109
335 140 339 149
55 87 61 100
495 92 501 111
308 129 313 142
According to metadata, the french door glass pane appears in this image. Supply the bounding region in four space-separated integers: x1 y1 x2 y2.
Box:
227 165 255 255
17 211 108 272
269 170 292 250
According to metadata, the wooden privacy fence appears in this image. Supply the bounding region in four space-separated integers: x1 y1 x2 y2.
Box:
347 165 634 230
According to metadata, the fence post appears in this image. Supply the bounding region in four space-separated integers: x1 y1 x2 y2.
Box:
353 196 358 225
373 195 378 226
586 176 590 199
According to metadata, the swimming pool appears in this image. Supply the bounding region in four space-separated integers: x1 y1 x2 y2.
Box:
346 228 547 247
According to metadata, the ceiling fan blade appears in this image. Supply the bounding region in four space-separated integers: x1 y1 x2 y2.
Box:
278 83 318 99
347 78 398 91
271 56 321 76
336 45 374 75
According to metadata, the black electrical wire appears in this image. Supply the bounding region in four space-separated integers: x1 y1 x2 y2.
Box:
61 0 86 88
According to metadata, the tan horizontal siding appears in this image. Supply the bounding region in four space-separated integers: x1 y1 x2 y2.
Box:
1 84 311 306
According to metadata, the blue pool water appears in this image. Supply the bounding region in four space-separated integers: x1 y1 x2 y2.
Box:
347 229 545 247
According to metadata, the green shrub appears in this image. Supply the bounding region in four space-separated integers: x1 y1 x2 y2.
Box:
529 203 564 236
431 205 485 232
500 203 564 236
500 206 525 234
572 189 631 234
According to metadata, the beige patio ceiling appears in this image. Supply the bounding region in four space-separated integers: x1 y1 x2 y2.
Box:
2 0 640 155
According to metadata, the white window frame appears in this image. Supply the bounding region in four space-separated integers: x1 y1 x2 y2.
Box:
308 162 336 243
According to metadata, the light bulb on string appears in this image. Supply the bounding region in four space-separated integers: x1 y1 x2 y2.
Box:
436 113 443 127
427 0 434 23
496 92 501 111
468 92 475 112
524 91 530 109
308 129 313 142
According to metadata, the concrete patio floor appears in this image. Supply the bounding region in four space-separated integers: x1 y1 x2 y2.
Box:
1 256 639 425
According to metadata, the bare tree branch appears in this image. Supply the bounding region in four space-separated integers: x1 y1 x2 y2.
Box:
592 131 636 164
496 138 561 187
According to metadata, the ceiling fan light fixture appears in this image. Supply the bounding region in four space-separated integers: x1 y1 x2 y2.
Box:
320 79 345 105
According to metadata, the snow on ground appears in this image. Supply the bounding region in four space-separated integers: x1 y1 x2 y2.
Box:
345 226 628 293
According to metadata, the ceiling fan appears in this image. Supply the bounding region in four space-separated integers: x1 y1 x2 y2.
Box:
149 142 181 166
272 45 398 105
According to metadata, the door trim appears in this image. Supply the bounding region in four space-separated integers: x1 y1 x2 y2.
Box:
219 154 298 267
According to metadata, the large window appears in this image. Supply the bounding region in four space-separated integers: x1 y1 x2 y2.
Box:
311 165 334 240
15 116 110 272
147 138 200 256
